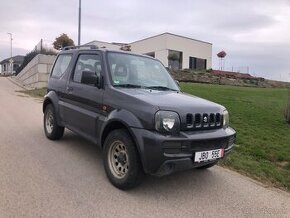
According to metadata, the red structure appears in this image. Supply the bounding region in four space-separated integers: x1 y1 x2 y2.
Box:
217 51 227 70
217 51 226 58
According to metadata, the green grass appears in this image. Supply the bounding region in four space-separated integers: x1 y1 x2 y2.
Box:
181 82 290 191
17 88 47 98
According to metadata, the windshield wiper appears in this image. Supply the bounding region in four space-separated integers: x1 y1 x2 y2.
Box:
145 86 178 91
114 84 143 88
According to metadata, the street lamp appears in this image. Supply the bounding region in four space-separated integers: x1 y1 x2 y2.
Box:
7 33 13 74
78 0 81 46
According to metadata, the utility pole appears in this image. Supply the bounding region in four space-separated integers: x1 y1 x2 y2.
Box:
78 0 81 46
7 33 13 74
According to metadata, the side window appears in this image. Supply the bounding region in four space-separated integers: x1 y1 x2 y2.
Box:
73 54 102 83
51 54 72 78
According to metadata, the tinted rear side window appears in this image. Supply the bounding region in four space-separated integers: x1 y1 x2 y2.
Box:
51 54 72 78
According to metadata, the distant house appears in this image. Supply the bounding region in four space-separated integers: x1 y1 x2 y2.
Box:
0 55 24 75
86 32 212 70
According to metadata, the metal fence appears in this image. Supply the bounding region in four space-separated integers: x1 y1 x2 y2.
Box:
33 39 57 53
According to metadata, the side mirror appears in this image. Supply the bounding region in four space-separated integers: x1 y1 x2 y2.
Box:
81 71 102 88
175 80 180 87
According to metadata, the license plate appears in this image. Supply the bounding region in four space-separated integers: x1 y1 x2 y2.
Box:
194 149 224 162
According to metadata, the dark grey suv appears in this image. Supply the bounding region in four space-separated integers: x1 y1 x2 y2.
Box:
43 45 236 189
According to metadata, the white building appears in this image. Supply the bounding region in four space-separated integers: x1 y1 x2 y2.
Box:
86 40 122 50
87 32 212 70
0 55 24 75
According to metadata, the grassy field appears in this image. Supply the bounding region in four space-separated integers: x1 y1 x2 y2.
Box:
181 83 290 191
19 84 290 190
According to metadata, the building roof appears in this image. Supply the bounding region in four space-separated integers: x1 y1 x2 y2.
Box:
0 55 25 65
129 32 212 45
86 32 212 48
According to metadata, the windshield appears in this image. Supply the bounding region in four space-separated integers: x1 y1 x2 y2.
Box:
107 52 179 91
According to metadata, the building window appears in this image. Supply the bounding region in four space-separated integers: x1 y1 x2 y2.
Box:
189 57 207 70
144 52 155 58
168 50 182 70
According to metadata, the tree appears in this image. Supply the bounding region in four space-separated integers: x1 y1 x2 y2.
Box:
53 33 75 50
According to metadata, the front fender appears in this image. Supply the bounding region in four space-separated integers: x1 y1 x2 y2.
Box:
107 109 144 129
99 108 146 145
43 91 63 126
99 109 148 168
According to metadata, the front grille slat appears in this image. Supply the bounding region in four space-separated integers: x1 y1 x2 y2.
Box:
209 113 215 127
186 114 193 128
195 114 202 128
216 113 221 126
186 112 223 130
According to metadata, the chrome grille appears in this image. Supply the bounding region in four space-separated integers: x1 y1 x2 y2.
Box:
186 113 222 129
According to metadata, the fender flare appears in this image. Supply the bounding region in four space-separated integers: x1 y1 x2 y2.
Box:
43 91 62 125
99 108 145 156
100 108 144 144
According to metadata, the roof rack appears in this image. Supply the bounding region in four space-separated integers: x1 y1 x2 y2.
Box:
62 44 98 50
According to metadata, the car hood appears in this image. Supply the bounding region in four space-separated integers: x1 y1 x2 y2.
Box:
118 88 225 115
105 87 226 130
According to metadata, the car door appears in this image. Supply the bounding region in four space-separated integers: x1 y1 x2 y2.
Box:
62 52 104 143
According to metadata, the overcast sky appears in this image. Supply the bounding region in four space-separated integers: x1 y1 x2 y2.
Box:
0 0 289 81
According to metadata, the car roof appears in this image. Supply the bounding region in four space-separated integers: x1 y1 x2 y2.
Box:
58 47 155 60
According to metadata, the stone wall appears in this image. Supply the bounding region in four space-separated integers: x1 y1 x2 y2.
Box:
16 54 56 88
170 70 290 88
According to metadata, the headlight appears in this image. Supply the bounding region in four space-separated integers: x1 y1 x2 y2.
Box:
223 110 229 128
155 111 180 134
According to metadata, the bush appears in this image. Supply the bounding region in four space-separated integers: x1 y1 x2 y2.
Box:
53 33 75 50
206 68 213 73
16 51 38 75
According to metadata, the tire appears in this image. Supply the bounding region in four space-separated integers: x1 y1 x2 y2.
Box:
43 104 64 140
103 129 144 190
196 161 218 170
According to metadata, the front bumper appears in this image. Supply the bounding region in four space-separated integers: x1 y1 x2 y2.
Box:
131 127 236 176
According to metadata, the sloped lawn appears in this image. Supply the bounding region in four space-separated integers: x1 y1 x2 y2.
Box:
181 82 290 191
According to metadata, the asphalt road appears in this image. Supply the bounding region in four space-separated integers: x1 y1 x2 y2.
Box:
0 77 290 218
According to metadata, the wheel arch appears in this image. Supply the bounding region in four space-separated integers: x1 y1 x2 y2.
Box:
100 119 145 171
101 120 138 148
100 109 144 147
43 98 53 113
43 91 62 125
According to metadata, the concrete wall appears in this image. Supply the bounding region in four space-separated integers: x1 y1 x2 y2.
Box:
16 54 56 88
130 33 212 69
